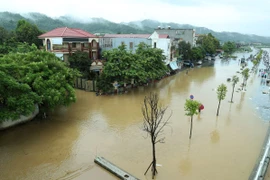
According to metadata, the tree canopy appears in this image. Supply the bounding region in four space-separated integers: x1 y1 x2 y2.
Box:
0 49 80 121
97 43 168 93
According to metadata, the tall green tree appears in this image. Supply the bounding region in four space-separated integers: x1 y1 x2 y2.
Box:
190 47 204 61
216 84 227 116
184 99 200 139
222 41 236 54
15 19 43 47
178 41 191 60
136 42 168 82
196 33 220 55
230 75 239 103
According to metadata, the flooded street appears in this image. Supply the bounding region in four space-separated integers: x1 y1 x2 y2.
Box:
1 49 270 180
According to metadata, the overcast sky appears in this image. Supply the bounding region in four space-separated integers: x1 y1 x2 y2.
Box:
1 0 270 36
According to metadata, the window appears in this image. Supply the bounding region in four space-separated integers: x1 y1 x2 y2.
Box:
129 42 133 49
72 43 76 48
154 42 157 48
121 41 125 46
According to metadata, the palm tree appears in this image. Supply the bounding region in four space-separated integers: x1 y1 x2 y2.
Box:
230 75 239 103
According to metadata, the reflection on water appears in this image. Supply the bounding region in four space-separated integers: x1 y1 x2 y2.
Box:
0 49 269 180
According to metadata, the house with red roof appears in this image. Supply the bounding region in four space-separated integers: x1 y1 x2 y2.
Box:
38 27 99 61
99 31 172 63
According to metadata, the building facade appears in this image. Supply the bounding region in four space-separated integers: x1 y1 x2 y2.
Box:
38 27 99 62
99 32 172 62
155 27 196 47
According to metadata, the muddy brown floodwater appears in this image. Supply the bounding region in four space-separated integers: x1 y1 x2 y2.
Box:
0 49 269 180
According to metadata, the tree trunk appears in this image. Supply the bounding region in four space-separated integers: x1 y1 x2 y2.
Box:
230 85 235 103
151 140 157 179
242 78 245 90
189 116 193 139
216 100 221 116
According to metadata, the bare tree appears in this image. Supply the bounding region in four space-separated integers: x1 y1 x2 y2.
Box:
142 92 171 179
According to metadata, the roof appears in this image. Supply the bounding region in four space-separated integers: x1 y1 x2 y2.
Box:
103 34 151 38
159 34 170 38
38 27 97 38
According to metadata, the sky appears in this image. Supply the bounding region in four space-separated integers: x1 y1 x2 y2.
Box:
1 0 270 36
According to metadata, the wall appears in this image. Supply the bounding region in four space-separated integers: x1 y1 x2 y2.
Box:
0 105 39 130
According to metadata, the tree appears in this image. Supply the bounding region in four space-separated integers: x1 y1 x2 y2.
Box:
184 99 200 139
196 33 220 55
99 43 168 93
178 41 191 60
15 19 43 47
68 51 92 79
142 92 171 179
230 75 239 103
216 84 227 116
190 47 204 61
0 50 80 118
241 68 250 90
222 41 237 54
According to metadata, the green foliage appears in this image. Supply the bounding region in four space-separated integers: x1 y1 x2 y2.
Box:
184 99 200 116
216 83 227 116
197 33 220 55
0 50 80 121
217 83 227 101
178 41 191 59
68 51 92 79
15 19 43 47
241 68 250 81
222 41 237 54
232 75 239 87
190 47 204 60
98 43 168 93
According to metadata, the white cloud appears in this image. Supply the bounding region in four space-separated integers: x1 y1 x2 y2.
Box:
0 0 269 36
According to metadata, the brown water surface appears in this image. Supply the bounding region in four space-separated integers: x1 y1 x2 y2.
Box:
0 50 269 180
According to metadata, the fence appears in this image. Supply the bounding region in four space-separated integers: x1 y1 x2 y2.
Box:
74 77 97 92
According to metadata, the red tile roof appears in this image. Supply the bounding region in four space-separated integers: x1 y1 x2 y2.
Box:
38 27 97 38
103 34 151 38
159 34 170 38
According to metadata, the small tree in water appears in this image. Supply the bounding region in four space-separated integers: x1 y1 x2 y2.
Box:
184 99 200 139
216 83 227 116
241 68 249 91
142 92 171 179
230 75 239 103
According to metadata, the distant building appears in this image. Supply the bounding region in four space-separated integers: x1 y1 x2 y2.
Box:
99 34 152 54
99 32 172 62
38 27 99 62
155 27 196 47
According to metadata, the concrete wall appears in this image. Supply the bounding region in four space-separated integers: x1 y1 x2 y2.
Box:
0 105 39 130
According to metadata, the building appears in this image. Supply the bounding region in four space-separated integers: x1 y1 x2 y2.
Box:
99 32 172 62
38 27 99 62
148 31 172 63
155 27 196 47
99 34 152 54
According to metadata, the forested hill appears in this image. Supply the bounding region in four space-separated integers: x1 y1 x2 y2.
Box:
1 11 270 44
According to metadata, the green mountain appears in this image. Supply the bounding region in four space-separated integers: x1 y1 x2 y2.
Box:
0 11 270 44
